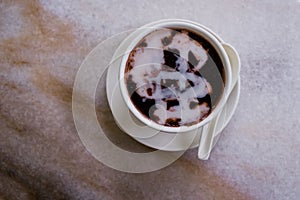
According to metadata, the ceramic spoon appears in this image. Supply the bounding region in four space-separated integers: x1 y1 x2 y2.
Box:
198 43 240 160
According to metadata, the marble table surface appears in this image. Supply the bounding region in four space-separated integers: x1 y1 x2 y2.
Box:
0 0 299 199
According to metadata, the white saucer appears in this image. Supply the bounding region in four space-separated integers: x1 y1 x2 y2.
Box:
106 20 240 151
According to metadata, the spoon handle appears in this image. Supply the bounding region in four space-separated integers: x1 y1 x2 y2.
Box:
197 43 240 160
222 43 241 91
198 113 221 160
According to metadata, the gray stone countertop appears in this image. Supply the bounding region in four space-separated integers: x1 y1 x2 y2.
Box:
0 0 299 199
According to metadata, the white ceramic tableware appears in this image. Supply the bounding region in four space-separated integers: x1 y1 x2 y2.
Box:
106 19 240 156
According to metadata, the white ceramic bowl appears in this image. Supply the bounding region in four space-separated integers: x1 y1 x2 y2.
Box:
118 20 232 133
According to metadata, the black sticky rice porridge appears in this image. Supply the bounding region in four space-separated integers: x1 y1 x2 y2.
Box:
125 28 225 127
